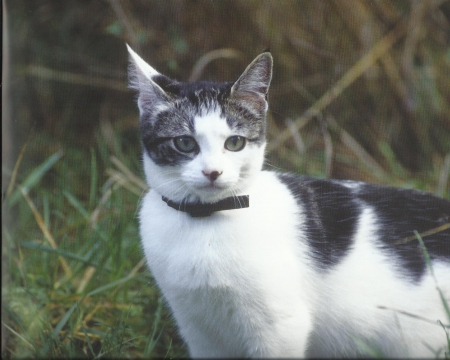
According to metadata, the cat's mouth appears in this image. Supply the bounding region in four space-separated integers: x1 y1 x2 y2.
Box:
199 183 224 190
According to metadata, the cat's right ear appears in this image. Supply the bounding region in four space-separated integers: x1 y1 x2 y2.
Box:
230 52 273 117
126 44 173 112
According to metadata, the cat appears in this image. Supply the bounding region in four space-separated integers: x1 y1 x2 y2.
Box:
127 44 450 358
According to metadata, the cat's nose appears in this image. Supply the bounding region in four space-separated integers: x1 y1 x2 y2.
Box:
202 170 223 182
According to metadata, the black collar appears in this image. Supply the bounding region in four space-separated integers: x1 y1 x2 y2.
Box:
161 195 249 217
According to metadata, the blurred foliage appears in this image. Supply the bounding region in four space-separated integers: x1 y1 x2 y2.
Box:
5 0 450 189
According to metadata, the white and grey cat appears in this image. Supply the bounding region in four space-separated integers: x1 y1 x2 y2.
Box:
127 44 450 358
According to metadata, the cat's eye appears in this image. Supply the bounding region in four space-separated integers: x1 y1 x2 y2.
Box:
225 136 246 152
174 136 198 153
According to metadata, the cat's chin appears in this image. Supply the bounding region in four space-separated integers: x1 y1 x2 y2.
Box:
188 184 237 204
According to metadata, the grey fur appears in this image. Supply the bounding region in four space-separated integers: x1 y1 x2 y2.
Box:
127 51 273 165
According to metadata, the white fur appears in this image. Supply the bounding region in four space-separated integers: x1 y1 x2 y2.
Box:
143 110 265 204
140 119 450 357
140 171 316 357
140 168 450 358
308 207 450 357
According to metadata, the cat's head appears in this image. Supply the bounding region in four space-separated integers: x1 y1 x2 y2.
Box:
127 45 272 203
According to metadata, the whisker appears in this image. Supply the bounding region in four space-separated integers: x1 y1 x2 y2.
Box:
263 160 282 171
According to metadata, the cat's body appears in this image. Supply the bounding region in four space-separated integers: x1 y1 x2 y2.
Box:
127 45 450 358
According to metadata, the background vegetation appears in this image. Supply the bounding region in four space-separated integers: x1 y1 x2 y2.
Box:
3 0 450 358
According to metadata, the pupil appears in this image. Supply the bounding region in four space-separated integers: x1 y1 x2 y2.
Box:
181 137 192 148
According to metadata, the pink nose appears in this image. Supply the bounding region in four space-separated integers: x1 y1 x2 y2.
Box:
202 170 223 182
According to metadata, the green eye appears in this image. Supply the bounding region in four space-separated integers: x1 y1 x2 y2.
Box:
174 136 197 153
225 136 246 152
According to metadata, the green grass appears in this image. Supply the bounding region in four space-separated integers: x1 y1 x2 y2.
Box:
2 125 448 358
2 130 187 359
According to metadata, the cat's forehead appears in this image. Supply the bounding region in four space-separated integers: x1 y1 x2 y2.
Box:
175 81 231 115
193 109 231 138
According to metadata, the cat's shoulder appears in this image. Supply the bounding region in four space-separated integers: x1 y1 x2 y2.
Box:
271 170 450 281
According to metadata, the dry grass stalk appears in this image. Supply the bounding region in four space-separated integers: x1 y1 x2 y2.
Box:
19 186 73 283
326 116 389 181
189 48 243 82
25 65 128 92
267 18 407 153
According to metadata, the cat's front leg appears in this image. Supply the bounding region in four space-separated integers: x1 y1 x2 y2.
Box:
257 305 313 358
178 296 313 358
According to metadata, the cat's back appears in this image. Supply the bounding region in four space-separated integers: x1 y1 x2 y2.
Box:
277 172 449 277
277 173 450 357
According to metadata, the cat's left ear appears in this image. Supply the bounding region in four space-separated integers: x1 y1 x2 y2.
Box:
126 44 179 114
126 44 164 91
231 52 273 115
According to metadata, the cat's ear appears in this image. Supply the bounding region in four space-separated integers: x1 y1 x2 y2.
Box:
127 44 178 112
230 52 273 115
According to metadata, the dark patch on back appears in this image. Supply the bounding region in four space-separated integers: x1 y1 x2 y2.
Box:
278 172 450 282
357 184 450 282
277 173 360 270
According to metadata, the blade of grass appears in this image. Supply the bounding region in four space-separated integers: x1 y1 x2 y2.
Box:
379 141 409 178
438 320 450 350
9 151 63 206
106 169 143 196
326 115 390 181
52 302 78 339
85 259 145 298
19 186 72 280
352 336 385 358
64 190 109 242
20 241 102 268
64 191 90 219
76 266 97 294
89 148 98 210
437 153 450 198
94 336 141 359
188 48 243 82
81 324 96 357
378 305 449 327
110 155 148 191
144 296 164 357
415 230 450 323
75 259 146 334
90 181 117 227
2 321 36 351
394 223 450 245
25 65 128 92
5 142 28 200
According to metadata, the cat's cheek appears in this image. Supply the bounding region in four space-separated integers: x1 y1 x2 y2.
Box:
236 148 264 176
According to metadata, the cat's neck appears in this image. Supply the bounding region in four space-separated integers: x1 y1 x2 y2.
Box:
161 195 250 217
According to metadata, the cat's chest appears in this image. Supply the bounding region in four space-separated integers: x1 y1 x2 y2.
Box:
139 171 312 291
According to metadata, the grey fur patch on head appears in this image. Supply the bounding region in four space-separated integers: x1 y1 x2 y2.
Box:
127 45 273 165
